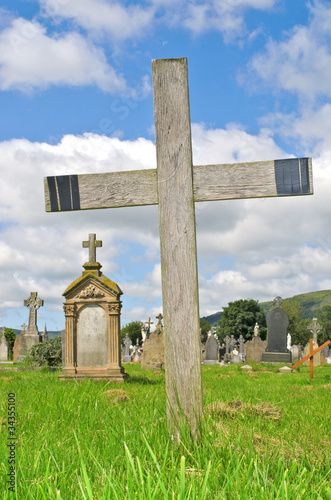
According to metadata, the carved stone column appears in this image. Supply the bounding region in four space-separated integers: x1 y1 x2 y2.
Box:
62 303 76 375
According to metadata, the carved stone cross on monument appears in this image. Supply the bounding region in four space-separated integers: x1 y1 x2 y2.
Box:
83 233 102 263
24 292 44 335
44 57 313 441
145 317 154 338
307 318 322 344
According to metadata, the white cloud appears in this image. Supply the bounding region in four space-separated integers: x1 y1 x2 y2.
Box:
181 0 275 39
39 0 155 40
0 18 130 93
38 0 276 42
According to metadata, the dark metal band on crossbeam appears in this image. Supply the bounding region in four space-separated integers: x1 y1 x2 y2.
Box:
47 175 80 212
275 158 310 195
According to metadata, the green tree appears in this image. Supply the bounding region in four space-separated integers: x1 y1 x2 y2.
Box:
121 321 143 346
315 305 331 344
200 319 211 342
280 300 310 345
217 299 267 342
4 328 17 360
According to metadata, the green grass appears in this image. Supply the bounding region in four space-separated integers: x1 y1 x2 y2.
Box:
1 363 331 499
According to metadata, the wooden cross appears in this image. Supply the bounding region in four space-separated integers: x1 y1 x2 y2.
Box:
44 57 313 441
82 233 102 263
293 339 331 379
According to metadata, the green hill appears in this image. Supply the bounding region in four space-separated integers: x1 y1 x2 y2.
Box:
260 290 331 318
201 290 331 326
201 311 222 326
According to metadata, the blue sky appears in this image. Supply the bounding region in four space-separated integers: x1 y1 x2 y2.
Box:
1 0 331 332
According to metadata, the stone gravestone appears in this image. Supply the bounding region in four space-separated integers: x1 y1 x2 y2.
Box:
262 297 291 363
223 335 231 362
0 328 9 361
132 339 141 362
238 335 245 362
230 348 242 364
304 318 322 367
13 293 44 361
203 332 219 364
122 334 133 363
59 234 126 381
245 336 267 364
141 314 165 370
290 344 301 363
44 57 313 440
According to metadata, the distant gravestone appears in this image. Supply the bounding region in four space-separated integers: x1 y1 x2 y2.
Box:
132 339 141 362
238 335 245 362
141 314 165 370
290 344 301 363
0 328 9 361
303 340 321 367
204 334 219 364
304 318 323 367
223 335 231 362
13 292 44 361
307 318 321 344
262 297 292 363
122 334 133 363
230 348 242 364
322 345 330 359
245 336 267 364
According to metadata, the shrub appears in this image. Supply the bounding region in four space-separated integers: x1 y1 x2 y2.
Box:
28 336 62 366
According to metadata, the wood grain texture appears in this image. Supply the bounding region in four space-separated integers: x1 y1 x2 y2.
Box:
152 57 203 441
193 161 277 201
44 158 313 212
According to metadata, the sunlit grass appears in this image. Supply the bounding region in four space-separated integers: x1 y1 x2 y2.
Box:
0 363 330 499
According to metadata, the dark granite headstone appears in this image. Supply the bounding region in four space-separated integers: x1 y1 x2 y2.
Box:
203 335 219 364
262 297 292 363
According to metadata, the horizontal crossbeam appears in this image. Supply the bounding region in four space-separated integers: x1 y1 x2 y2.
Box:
44 157 313 212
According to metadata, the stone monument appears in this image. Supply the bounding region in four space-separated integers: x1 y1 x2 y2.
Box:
203 331 219 364
303 318 322 367
13 293 44 361
141 313 165 370
122 333 133 363
0 328 9 361
245 324 267 363
59 233 126 381
262 297 292 363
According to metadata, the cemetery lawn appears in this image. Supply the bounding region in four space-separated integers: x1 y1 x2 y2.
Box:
1 364 331 499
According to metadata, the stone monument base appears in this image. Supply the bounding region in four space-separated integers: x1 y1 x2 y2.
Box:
262 351 292 363
203 359 218 365
59 366 128 382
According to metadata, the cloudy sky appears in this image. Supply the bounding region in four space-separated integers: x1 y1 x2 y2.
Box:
1 0 331 332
